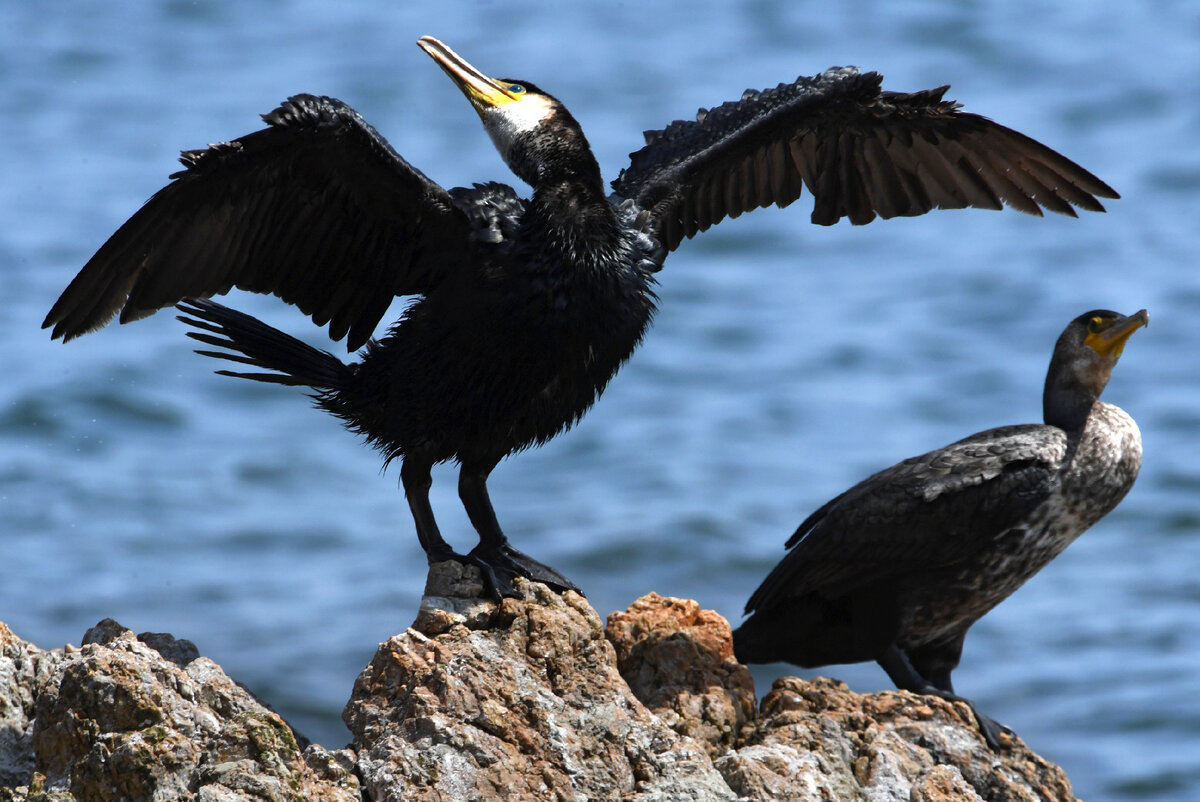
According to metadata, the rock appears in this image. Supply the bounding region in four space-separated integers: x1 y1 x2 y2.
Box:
0 622 48 791
0 583 1079 802
343 567 736 801
605 592 756 757
410 559 496 635
715 675 1076 801
0 620 359 802
605 593 1074 801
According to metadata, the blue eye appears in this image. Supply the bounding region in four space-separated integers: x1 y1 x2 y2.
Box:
507 84 525 94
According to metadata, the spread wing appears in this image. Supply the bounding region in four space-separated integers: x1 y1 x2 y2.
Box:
744 424 1069 614
44 94 476 351
611 68 1118 252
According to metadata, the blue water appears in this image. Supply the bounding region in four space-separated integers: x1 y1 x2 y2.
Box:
3 2 1198 798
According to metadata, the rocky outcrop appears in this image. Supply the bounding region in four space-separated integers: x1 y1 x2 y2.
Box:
1 566 1078 801
0 619 357 802
603 593 1074 802
0 620 358 802
716 676 1074 801
605 593 757 758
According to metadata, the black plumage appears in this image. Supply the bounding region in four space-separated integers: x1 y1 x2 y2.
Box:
733 309 1147 748
45 36 1117 599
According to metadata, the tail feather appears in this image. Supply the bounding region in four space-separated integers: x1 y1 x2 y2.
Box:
731 612 784 665
176 299 352 390
733 597 870 669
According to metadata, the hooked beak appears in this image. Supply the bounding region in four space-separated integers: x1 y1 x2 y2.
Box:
417 36 522 113
1086 308 1148 359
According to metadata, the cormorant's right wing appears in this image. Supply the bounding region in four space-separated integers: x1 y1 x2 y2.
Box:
611 68 1118 252
44 94 476 351
744 424 1068 614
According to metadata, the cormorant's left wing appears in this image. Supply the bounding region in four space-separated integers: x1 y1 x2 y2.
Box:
611 68 1118 252
744 424 1067 614
44 94 476 351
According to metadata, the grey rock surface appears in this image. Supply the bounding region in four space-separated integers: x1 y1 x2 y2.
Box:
1 568 1078 801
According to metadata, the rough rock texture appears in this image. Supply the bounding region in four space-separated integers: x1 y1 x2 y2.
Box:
1 575 1079 801
344 563 734 801
0 620 359 802
603 592 1074 802
716 676 1075 801
605 592 756 757
0 622 47 791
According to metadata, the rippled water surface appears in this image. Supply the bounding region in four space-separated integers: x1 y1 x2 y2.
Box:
3 3 1198 798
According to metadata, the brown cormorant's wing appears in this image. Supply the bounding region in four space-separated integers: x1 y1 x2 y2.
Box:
44 94 475 351
744 424 1069 614
611 68 1118 252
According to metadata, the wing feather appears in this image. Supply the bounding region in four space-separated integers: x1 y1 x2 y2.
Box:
612 68 1117 251
744 424 1068 614
765 139 790 203
45 94 474 350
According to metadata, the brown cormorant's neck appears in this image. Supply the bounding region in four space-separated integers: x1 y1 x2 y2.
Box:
1043 364 1103 437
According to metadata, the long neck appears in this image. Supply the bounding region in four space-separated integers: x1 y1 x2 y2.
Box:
1043 358 1098 437
523 151 625 265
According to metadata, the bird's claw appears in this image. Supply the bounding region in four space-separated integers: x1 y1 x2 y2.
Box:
467 541 582 601
427 543 581 601
973 710 1015 750
931 689 1014 750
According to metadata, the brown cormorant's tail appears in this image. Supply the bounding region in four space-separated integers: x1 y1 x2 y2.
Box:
733 601 857 668
732 609 788 666
176 299 352 390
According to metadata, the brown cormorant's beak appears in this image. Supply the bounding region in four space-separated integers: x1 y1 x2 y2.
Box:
1086 309 1148 359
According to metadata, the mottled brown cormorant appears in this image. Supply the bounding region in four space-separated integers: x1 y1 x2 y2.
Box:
733 309 1146 748
44 36 1118 599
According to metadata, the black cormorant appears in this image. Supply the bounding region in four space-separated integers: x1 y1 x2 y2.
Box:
733 309 1147 748
44 36 1118 599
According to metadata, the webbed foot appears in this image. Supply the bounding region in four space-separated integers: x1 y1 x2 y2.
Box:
929 688 1015 750
466 541 582 600
963 701 1016 750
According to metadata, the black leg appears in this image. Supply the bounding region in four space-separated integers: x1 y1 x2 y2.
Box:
908 632 967 696
458 467 582 599
457 469 505 551
877 644 1014 750
925 666 956 695
401 459 458 563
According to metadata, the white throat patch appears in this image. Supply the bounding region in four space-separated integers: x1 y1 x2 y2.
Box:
483 94 556 155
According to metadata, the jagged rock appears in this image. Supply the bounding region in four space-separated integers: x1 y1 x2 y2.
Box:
0 620 359 802
343 565 736 801
605 592 756 757
0 582 1079 802
715 675 1075 801
0 622 48 791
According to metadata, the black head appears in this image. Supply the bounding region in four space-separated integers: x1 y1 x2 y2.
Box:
1044 308 1148 430
417 36 597 189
